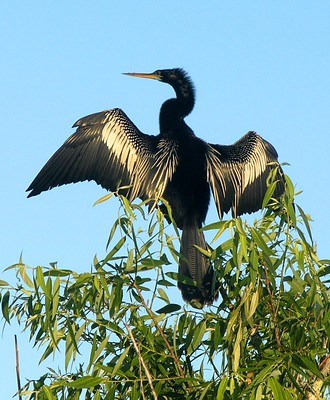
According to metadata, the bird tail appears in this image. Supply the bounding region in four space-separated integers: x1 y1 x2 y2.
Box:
178 227 218 307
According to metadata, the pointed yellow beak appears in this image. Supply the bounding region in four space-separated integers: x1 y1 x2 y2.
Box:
122 72 161 81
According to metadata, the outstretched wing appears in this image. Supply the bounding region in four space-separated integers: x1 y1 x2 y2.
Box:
206 131 284 218
27 108 177 200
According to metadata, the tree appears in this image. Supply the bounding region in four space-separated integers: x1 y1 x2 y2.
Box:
1 175 329 399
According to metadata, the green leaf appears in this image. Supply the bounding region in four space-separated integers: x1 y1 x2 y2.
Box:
199 382 212 399
20 265 34 288
40 343 55 363
106 218 121 248
156 304 181 314
36 266 52 299
93 192 114 206
111 346 131 377
88 335 109 369
250 228 273 256
204 219 230 232
141 257 167 267
232 322 242 372
121 195 135 218
44 269 72 277
210 221 232 243
255 384 263 400
262 181 277 209
157 279 175 287
292 355 323 379
187 320 206 355
296 204 313 242
253 361 279 386
249 249 258 285
66 376 104 389
287 200 297 226
245 286 260 323
1 291 10 323
109 280 124 316
157 288 170 303
285 174 295 197
217 376 229 400
51 277 60 319
268 377 291 400
42 385 56 400
102 237 126 265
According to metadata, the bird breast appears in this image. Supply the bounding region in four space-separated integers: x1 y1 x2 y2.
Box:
162 136 211 229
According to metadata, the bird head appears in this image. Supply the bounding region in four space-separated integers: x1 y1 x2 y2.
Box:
123 68 194 103
123 68 189 85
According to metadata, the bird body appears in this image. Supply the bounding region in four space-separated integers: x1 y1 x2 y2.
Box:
27 68 284 306
163 134 210 229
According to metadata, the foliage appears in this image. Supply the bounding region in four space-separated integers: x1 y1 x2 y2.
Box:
1 176 330 399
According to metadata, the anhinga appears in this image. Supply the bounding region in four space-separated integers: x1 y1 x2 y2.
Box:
27 68 284 307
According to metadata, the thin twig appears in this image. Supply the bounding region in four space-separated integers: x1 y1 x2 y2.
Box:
14 335 22 400
132 280 185 377
125 324 158 400
127 322 146 400
264 268 282 350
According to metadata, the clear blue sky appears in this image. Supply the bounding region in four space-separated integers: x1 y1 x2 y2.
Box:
1 2 330 397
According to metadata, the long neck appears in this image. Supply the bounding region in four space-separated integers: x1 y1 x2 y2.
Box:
159 76 195 133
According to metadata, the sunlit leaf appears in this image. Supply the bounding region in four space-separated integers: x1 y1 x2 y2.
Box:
245 285 260 323
51 277 60 319
268 377 286 400
20 265 34 288
42 385 56 400
102 237 126 265
36 266 51 299
232 322 242 372
250 228 273 256
93 192 114 206
262 181 277 209
66 376 104 389
157 288 170 303
44 269 72 277
297 204 313 243
216 376 229 400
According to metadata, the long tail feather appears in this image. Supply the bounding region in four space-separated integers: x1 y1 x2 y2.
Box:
178 227 218 307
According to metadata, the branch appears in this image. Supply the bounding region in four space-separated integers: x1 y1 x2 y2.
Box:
126 324 158 400
14 335 22 400
132 280 185 378
305 355 330 400
264 268 282 350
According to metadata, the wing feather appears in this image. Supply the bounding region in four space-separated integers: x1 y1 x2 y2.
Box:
27 108 176 200
206 131 284 218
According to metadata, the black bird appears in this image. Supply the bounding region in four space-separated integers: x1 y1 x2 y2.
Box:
27 68 284 307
